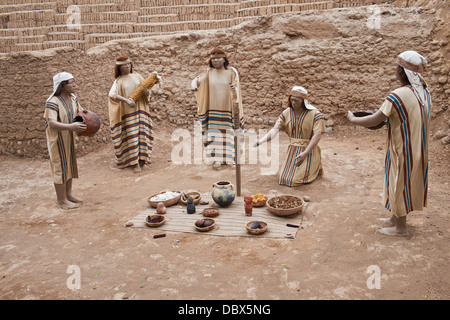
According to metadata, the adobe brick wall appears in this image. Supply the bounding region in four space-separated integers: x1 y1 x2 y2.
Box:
0 0 389 53
0 4 448 158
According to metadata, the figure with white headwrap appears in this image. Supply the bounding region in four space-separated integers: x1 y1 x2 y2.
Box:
255 86 326 186
108 55 160 172
44 72 87 210
347 51 431 236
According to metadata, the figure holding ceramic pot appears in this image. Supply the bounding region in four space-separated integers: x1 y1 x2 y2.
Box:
44 72 86 210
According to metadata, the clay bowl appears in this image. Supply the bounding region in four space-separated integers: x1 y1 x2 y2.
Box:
202 207 220 217
194 218 216 232
180 191 202 205
252 199 267 207
147 191 181 208
246 221 268 235
145 215 166 227
266 195 304 216
353 110 386 130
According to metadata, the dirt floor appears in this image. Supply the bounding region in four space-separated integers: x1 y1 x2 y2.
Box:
0 124 448 300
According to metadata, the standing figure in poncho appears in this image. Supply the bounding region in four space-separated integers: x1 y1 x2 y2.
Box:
191 48 244 169
255 86 326 187
347 50 431 236
44 72 87 209
108 55 155 172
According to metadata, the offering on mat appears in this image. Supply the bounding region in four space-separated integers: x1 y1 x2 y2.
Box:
147 215 164 223
251 193 267 206
150 191 180 202
268 195 303 209
202 208 220 217
245 220 268 235
156 202 166 214
195 219 212 228
251 221 263 229
194 218 215 232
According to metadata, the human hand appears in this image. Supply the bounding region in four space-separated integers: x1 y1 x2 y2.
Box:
191 77 199 91
230 83 236 93
347 110 355 122
253 140 260 148
294 152 307 167
127 98 136 107
71 122 87 135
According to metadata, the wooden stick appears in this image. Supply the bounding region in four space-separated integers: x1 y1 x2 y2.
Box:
233 101 242 197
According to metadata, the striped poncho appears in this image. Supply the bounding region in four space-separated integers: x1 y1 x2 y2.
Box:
195 67 244 164
379 85 431 217
276 107 326 187
108 73 153 169
44 95 83 184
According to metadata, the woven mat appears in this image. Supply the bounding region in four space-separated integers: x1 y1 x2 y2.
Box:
127 195 306 239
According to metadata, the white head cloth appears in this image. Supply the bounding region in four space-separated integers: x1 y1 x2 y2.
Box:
397 51 428 106
289 86 316 110
47 72 74 102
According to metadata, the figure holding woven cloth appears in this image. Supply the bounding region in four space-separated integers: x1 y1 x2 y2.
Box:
108 55 160 172
191 48 244 168
347 50 431 236
255 86 326 186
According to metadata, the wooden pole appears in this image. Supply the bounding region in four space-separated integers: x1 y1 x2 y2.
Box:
233 101 242 196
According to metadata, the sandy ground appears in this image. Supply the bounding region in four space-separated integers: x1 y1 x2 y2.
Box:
0 124 448 300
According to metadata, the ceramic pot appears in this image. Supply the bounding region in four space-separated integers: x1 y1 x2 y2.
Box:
73 109 101 137
211 181 236 207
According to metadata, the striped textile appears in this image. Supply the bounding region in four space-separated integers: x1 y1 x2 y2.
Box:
195 67 244 164
200 109 241 164
276 107 325 187
379 85 431 217
43 95 82 184
110 110 153 168
108 73 153 169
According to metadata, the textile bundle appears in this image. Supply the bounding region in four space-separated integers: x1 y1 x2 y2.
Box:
128 72 159 102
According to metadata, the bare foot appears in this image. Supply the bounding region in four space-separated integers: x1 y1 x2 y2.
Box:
133 164 141 173
378 217 395 226
67 194 83 203
58 200 80 210
378 227 408 237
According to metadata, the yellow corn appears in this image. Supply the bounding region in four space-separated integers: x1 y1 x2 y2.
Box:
128 72 159 102
251 193 267 203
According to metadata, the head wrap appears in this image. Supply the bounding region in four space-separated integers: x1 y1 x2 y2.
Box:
116 58 132 65
288 86 316 110
47 72 74 102
396 50 428 106
209 48 227 58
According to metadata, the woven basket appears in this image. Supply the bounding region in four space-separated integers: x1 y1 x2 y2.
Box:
147 191 181 208
145 215 166 227
194 218 216 232
202 207 220 217
246 221 268 235
266 195 304 216
180 191 202 205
